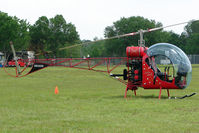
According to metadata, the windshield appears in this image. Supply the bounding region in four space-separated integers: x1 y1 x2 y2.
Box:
147 43 192 89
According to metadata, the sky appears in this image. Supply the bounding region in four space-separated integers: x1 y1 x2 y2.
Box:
0 0 198 40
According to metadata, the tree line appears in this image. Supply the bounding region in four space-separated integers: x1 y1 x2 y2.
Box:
0 11 199 58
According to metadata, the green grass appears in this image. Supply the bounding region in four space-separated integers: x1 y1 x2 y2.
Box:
0 65 199 133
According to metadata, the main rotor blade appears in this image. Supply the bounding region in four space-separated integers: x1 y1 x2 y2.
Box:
60 21 194 50
59 32 139 50
144 21 189 33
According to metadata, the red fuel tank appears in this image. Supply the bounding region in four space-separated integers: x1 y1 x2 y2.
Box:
126 46 147 57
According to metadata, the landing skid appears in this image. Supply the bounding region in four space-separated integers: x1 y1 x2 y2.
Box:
169 92 196 99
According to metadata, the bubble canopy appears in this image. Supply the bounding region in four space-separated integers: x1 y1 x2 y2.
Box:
147 43 192 89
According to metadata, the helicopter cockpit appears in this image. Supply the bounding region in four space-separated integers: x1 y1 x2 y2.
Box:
147 43 192 89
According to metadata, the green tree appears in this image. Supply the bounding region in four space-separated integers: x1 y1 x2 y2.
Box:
0 11 30 55
104 16 167 56
166 32 185 50
15 19 31 50
182 20 199 54
184 20 199 37
48 15 80 57
81 37 105 57
29 16 50 54
29 15 80 58
185 33 199 54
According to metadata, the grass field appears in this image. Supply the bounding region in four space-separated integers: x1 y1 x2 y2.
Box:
0 65 199 133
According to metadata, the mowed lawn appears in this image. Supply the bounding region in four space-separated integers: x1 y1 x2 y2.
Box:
0 65 199 133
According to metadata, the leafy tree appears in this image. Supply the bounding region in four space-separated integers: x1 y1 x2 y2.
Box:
48 15 80 57
103 16 168 56
80 37 105 57
29 15 80 58
185 33 199 54
166 32 185 50
184 20 199 37
0 11 30 56
29 16 50 54
181 20 199 54
15 19 31 50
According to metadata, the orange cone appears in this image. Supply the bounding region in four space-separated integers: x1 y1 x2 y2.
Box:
55 86 59 94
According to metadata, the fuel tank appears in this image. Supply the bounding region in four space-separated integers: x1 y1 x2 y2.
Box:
126 46 147 57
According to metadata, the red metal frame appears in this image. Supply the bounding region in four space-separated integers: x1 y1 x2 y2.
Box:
4 55 183 99
4 57 127 82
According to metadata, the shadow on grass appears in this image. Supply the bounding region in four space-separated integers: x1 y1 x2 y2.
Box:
135 95 169 99
107 95 169 99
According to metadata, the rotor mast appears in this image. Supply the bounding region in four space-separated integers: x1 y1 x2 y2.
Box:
138 29 145 47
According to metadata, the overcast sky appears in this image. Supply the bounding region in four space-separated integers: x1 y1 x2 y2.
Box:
0 0 198 40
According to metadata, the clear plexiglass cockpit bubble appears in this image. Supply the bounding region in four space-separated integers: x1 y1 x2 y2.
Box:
147 43 192 89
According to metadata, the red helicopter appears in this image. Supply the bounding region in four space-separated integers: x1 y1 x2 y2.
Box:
4 21 194 99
